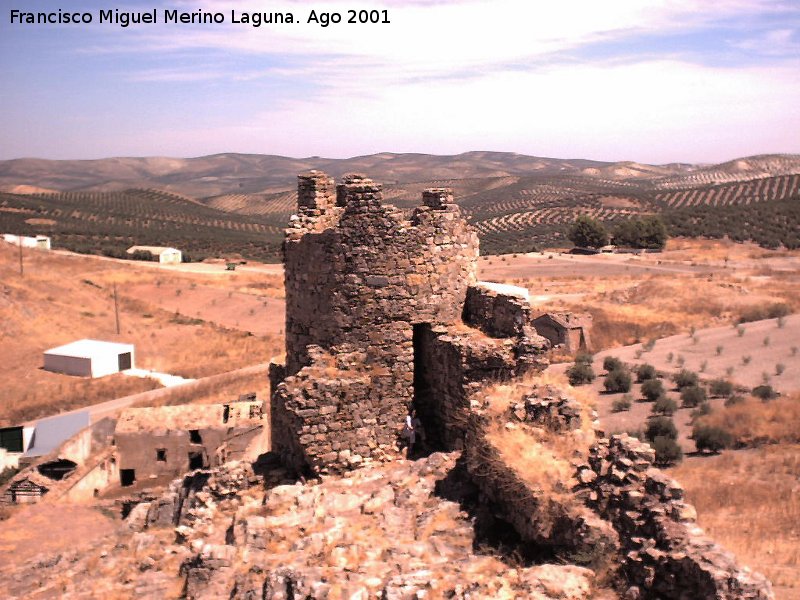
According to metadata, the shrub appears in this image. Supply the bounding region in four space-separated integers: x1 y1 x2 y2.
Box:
693 424 733 454
690 402 713 422
742 355 751 365
716 345 723 356
776 363 786 376
575 352 594 366
567 362 596 386
642 338 657 352
602 356 623 373
636 363 657 383
675 355 685 368
673 370 699 390
724 394 746 407
641 378 665 402
604 368 632 394
763 336 770 347
709 379 734 398
752 385 778 401
612 395 633 413
737 325 745 337
652 436 683 466
666 352 674 363
737 302 791 324
681 385 708 408
777 315 786 328
699 360 708 373
645 416 678 442
652 395 678 416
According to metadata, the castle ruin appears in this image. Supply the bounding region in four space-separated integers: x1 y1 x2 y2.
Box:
270 172 549 475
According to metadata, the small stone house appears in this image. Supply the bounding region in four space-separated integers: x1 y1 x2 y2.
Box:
531 312 593 353
114 400 267 487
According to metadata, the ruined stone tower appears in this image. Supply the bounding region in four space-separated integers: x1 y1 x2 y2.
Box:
270 172 548 474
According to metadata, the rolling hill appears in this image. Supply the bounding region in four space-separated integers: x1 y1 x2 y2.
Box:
0 152 798 257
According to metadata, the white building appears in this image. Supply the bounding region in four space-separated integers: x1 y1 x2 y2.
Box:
43 339 135 378
126 245 182 264
2 234 51 250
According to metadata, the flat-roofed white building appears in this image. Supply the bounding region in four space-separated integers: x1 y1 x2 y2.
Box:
126 245 182 264
2 234 51 250
43 339 135 378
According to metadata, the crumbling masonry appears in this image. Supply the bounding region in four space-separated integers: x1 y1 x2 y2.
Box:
270 172 548 474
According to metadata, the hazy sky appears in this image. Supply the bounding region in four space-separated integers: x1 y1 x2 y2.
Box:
1 0 799 163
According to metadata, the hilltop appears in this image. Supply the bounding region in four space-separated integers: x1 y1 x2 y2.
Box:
1 152 799 259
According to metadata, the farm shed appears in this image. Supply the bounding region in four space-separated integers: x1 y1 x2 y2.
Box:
126 245 182 264
2 233 51 249
43 339 134 378
532 312 593 353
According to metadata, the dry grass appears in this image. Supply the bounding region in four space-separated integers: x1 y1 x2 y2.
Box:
0 244 283 424
697 393 800 447
670 446 800 596
133 368 269 408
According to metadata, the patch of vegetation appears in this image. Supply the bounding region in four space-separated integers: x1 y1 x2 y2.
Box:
641 379 665 402
709 379 734 398
673 369 699 390
612 395 633 413
680 385 708 408
635 363 657 383
612 215 668 249
692 424 733 454
603 368 632 394
567 361 596 386
652 395 678 416
567 215 608 249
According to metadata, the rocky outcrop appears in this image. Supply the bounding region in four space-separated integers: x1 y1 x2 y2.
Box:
142 453 599 599
576 434 773 599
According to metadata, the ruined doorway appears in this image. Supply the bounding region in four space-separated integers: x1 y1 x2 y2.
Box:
188 452 206 470
412 323 439 454
120 469 136 487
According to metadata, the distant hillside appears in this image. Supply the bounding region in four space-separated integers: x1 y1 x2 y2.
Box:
0 189 284 262
0 152 798 256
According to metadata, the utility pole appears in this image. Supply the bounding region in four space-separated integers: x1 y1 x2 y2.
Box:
113 283 120 335
18 237 23 277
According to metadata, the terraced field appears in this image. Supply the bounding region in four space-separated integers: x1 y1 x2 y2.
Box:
1 152 798 257
0 188 285 262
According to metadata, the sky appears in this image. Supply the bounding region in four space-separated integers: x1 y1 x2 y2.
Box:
0 0 799 163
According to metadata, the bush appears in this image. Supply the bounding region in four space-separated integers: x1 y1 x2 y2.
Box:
568 215 609 249
645 416 678 442
752 385 778 401
652 436 683 466
709 379 734 398
612 395 633 413
612 216 669 250
724 394 746 407
690 402 713 422
652 395 678 416
681 385 708 408
673 369 699 390
693 424 733 453
602 356 623 373
574 352 594 365
604 368 632 394
636 363 657 383
641 378 665 402
567 362 596 386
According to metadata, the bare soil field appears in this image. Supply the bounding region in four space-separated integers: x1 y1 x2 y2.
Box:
481 239 800 350
595 315 800 393
0 244 283 425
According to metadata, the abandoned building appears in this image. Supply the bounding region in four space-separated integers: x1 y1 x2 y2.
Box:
532 312 593 353
43 339 135 378
270 173 552 475
114 400 267 487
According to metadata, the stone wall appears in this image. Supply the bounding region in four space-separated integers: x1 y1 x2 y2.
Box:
462 379 773 600
273 172 553 474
